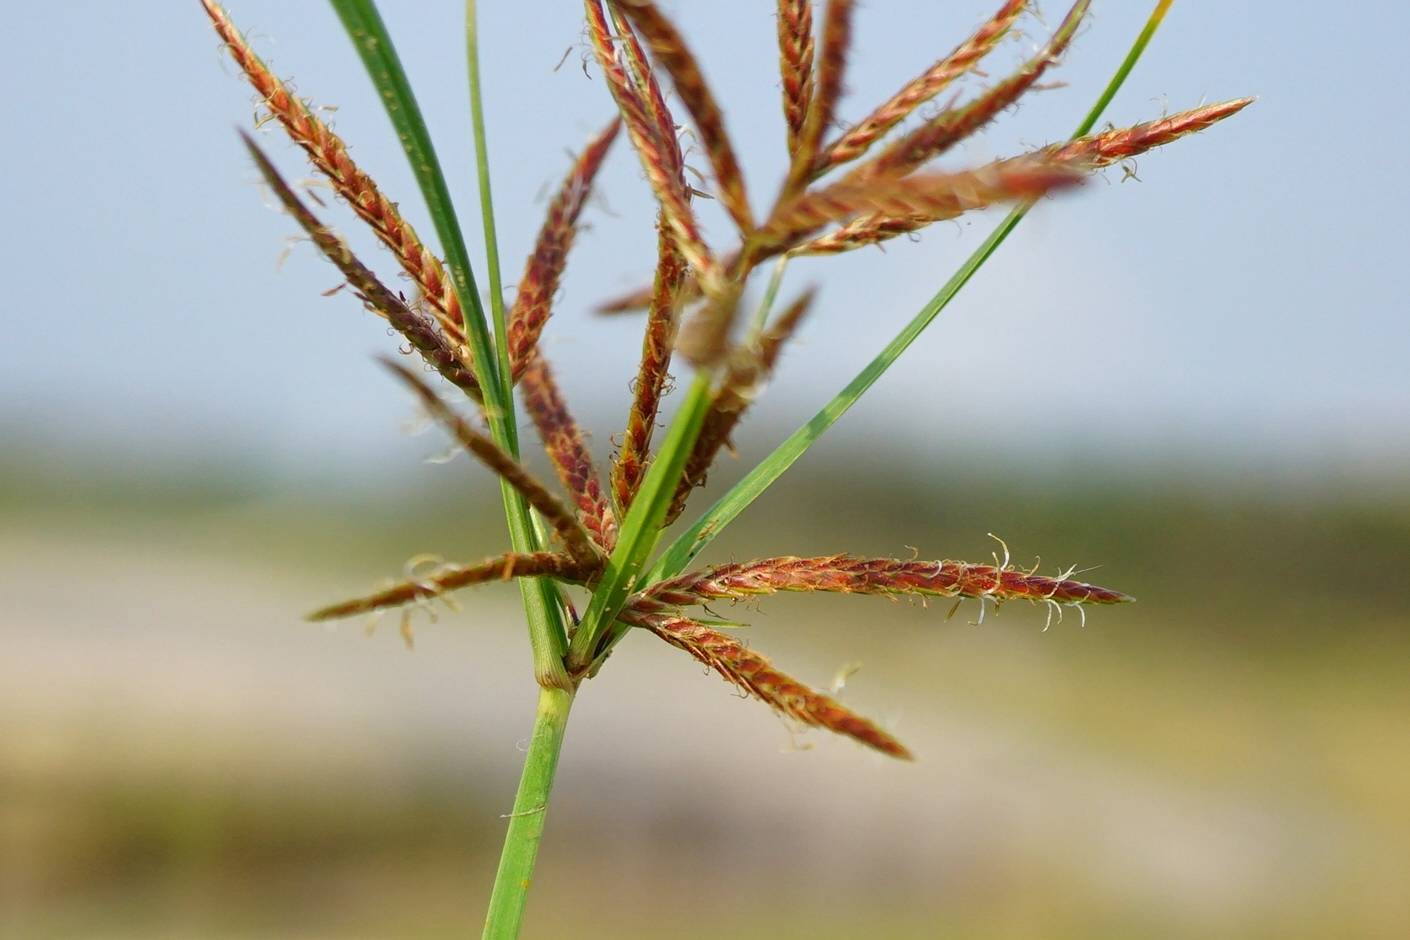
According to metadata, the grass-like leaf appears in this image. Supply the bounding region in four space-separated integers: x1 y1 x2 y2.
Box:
327 0 570 685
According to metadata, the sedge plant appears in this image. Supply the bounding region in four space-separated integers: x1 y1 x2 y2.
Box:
200 0 1248 935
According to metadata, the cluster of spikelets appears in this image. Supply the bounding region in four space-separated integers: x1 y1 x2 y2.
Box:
205 0 1247 760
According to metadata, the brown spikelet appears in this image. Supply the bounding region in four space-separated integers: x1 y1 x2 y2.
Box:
612 222 685 513
651 613 912 759
790 212 932 257
585 0 717 284
203 0 471 349
786 0 854 193
816 0 1028 174
307 551 591 622
633 554 1134 614
607 5 686 185
240 132 481 399
776 0 815 154
625 611 912 759
614 0 755 235
381 359 603 568
1043 98 1256 169
519 354 619 551
507 118 621 380
665 288 815 524
862 0 1091 179
758 159 1084 252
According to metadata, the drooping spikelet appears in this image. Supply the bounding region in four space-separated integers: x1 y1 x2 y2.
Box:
815 0 1029 174
612 222 685 513
631 554 1133 615
776 0 815 154
622 610 912 759
382 359 603 569
203 0 470 348
307 551 590 622
519 354 619 551
666 289 815 524
615 0 756 235
240 133 481 398
507 118 621 380
861 0 1091 179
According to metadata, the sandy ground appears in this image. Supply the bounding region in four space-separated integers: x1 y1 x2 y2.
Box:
2 514 1407 937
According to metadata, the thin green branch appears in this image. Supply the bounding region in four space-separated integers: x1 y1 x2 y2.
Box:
466 0 515 414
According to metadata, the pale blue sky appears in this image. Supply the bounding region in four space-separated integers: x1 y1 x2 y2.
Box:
3 2 1407 483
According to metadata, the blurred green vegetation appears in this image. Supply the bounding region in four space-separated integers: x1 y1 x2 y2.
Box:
3 446 1407 938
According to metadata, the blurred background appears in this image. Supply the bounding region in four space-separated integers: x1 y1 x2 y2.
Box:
3 1 1408 937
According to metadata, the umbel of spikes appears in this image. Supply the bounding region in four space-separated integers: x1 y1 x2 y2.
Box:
205 0 1246 759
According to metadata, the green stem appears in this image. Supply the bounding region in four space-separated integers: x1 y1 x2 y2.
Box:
482 686 574 940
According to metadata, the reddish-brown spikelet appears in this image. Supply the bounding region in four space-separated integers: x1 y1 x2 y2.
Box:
816 0 1028 174
634 554 1134 612
382 359 603 568
785 0 855 193
584 0 717 284
519 354 619 551
757 159 1084 252
607 4 686 185
797 100 1253 257
203 0 470 349
776 0 815 154
1044 98 1256 169
624 611 912 759
791 211 932 256
507 118 621 380
862 0 1091 179
612 222 685 513
665 289 815 524
240 133 482 398
307 551 591 622
615 0 755 235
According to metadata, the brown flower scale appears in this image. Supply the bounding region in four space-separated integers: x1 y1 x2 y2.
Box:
207 1 1246 760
